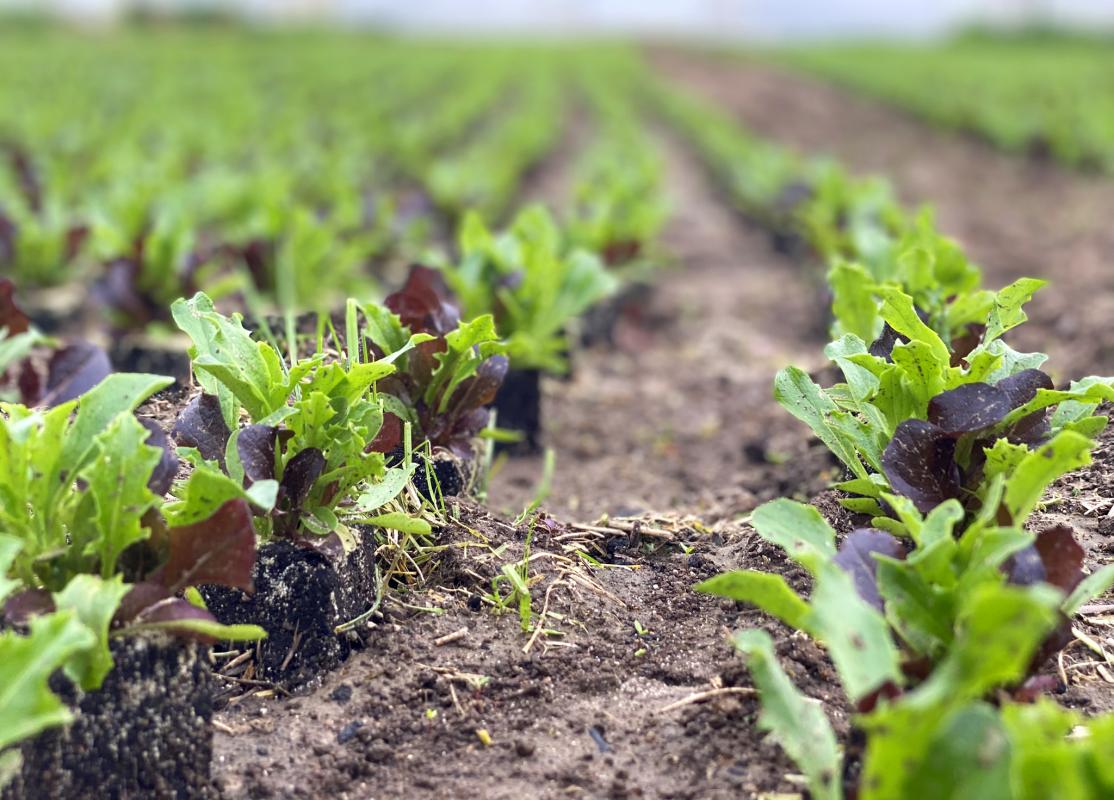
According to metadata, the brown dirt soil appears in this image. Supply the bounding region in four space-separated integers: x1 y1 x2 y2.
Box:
651 50 1114 381
211 500 847 800
486 132 833 522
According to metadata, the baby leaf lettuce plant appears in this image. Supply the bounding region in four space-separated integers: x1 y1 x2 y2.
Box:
445 205 619 374
368 264 509 462
0 277 117 408
776 279 1113 524
0 372 265 764
701 251 1114 795
169 290 461 543
699 493 1114 799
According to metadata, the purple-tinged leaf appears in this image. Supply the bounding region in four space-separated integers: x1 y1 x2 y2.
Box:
997 369 1054 410
868 323 905 361
16 360 41 405
601 240 641 267
1014 673 1061 703
113 581 171 623
39 341 113 407
368 412 403 454
1034 525 1085 594
385 264 460 337
237 424 278 484
95 259 154 324
949 324 986 367
160 498 257 594
834 529 907 612
926 383 1011 437
65 225 89 263
0 213 15 266
9 148 42 213
240 239 273 290
1004 545 1046 586
450 355 508 415
0 277 29 335
279 447 326 509
301 531 345 562
1030 618 1074 674
173 393 231 465
2 588 54 625
882 420 962 513
139 418 180 496
998 369 1055 445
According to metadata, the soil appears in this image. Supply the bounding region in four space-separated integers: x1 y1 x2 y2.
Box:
210 499 846 800
485 130 833 523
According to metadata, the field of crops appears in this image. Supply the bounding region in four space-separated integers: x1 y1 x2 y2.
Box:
4 23 1114 800
787 35 1114 170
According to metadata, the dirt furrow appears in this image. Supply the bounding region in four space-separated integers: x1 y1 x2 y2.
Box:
489 130 830 522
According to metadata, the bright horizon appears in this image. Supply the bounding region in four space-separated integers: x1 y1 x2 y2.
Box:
12 0 1114 40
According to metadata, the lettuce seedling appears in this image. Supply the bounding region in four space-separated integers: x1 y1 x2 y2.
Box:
776 282 1113 526
0 278 38 402
367 265 508 460
170 291 427 539
0 373 265 760
1 278 117 407
699 494 1114 799
446 205 618 373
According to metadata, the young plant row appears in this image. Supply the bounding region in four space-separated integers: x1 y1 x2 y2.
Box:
566 49 669 274
650 76 907 280
0 181 629 767
0 34 612 334
688 140 1114 798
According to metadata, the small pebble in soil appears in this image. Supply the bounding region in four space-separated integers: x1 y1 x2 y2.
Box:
514 740 535 758
364 743 394 763
742 441 767 463
337 721 364 744
330 683 354 704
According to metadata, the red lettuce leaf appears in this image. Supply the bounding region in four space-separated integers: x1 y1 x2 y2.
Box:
834 529 907 612
279 447 326 509
882 420 962 513
1034 524 1085 594
2 588 54 625
40 341 113 407
237 424 278 484
385 264 460 337
173 392 231 465
926 383 1012 437
0 277 30 335
139 418 180 496
160 498 257 594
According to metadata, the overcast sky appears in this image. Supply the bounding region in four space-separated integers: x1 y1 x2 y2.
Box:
14 0 1114 40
